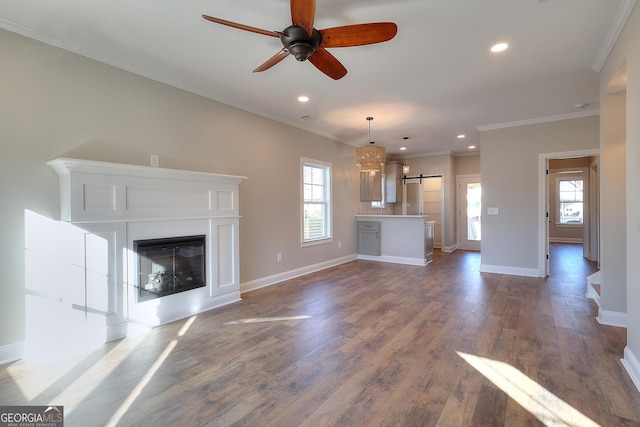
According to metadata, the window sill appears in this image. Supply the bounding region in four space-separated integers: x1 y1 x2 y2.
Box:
301 237 333 248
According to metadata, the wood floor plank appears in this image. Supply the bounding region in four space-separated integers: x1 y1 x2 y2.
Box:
469 384 508 426
2 244 639 426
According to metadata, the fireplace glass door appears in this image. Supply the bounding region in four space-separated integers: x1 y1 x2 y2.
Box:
135 235 206 302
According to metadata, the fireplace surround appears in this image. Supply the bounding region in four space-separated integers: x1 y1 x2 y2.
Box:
135 234 206 302
47 158 246 342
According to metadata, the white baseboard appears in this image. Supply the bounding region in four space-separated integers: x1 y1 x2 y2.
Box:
585 271 601 303
596 308 627 328
357 254 427 266
549 237 583 244
586 271 601 286
479 264 541 277
586 288 602 308
442 244 457 253
621 347 640 393
0 341 24 366
241 254 357 293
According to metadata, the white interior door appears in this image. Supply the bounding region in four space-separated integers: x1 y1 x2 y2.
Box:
403 180 423 215
457 175 481 251
423 177 443 248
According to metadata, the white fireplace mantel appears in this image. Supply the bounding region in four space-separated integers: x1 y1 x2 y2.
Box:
46 158 247 342
47 157 247 223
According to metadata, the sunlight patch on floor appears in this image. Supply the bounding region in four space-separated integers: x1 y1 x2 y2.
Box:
105 339 177 427
224 315 311 325
105 315 197 426
9 339 126 413
457 351 600 426
178 315 197 336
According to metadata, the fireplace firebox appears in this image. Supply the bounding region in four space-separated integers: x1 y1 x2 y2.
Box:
135 235 206 302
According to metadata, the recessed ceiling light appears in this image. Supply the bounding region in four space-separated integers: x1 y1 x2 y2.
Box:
400 146 407 151
490 42 509 53
457 134 466 139
298 95 309 103
468 145 477 149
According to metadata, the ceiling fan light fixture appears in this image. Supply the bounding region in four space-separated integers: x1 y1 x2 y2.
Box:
203 5 396 80
288 41 314 61
356 117 385 173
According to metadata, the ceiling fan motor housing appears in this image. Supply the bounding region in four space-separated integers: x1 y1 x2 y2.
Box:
281 25 322 61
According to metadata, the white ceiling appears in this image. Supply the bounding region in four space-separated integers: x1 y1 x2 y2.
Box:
0 0 634 156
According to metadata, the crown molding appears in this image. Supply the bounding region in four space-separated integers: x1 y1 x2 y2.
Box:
477 109 600 132
592 0 637 72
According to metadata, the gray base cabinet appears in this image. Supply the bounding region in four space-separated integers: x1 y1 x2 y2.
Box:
358 221 381 255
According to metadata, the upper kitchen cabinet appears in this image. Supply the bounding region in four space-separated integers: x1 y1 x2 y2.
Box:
359 162 402 203
385 162 402 204
360 170 383 201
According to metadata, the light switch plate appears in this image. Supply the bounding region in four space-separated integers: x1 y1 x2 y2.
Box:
488 207 499 215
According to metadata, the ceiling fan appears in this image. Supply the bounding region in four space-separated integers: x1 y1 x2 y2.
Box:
202 0 397 80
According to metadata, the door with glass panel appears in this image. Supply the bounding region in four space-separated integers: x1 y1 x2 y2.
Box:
457 175 481 251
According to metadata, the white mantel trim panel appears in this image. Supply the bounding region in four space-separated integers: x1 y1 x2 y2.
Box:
48 158 246 222
47 158 247 342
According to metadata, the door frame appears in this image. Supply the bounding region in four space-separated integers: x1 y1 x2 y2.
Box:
538 149 600 276
456 174 481 251
402 175 445 249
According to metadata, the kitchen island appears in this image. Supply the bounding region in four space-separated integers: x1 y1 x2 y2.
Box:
355 215 434 266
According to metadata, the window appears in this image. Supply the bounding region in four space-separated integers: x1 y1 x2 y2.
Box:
301 158 332 246
557 175 583 225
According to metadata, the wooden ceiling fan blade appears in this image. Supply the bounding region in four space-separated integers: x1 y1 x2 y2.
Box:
319 23 397 48
202 15 284 38
253 49 291 73
308 48 347 80
290 0 316 36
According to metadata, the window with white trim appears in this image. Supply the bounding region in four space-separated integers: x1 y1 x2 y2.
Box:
557 174 583 225
301 158 332 246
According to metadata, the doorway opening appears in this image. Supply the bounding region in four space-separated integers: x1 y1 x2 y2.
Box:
403 175 444 248
538 149 600 277
457 175 481 251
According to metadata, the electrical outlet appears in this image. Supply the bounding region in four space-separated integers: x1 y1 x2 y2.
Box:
277 252 282 262
338 241 342 249
150 154 159 167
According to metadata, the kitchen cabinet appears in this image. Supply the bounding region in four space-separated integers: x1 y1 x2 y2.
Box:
355 215 431 265
385 162 402 203
360 171 382 201
358 221 381 255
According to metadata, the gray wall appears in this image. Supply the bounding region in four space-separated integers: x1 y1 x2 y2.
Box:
0 29 360 350
600 90 627 315
454 154 480 176
479 116 600 274
600 1 640 374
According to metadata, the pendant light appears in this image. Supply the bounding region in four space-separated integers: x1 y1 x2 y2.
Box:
356 116 385 173
402 136 410 174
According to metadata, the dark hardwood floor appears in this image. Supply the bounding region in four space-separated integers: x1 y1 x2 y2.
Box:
1 244 639 426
